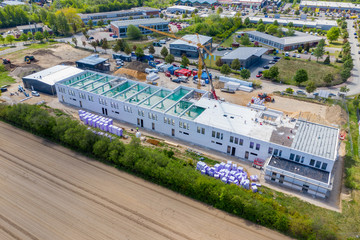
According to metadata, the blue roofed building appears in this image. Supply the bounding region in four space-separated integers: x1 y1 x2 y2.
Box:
76 55 110 72
170 34 212 58
221 47 268 68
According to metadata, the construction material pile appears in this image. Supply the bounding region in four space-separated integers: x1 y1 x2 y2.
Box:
124 61 149 72
196 161 261 193
250 97 265 105
78 110 123 137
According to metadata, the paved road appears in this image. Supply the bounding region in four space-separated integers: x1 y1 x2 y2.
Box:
0 43 27 56
0 121 291 240
346 19 360 96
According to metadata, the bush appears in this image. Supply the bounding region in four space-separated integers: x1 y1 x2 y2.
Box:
285 87 294 94
284 56 290 60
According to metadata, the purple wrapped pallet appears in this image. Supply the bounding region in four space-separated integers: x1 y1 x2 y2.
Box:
232 163 237 170
78 110 85 115
89 119 93 126
219 162 226 170
228 179 233 184
214 163 220 172
251 182 257 186
225 164 231 170
251 186 258 193
219 172 225 179
227 160 232 165
196 161 207 171
109 119 113 125
214 173 220 179
237 166 243 172
256 183 262 187
99 123 103 130
84 118 89 125
104 124 109 132
229 176 235 182
201 169 206 175
209 170 214 177
230 170 236 176
221 177 228 183
250 175 259 182
234 180 239 185
119 128 123 137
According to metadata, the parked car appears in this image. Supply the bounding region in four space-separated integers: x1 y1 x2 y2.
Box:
258 70 263 74
329 93 336 97
296 90 306 95
304 51 308 54
165 71 171 77
273 56 281 60
269 61 275 64
263 65 270 69
297 54 301 58
31 91 40 97
313 92 319 96
171 78 181 83
88 36 94 40
292 54 296 57
256 74 262 78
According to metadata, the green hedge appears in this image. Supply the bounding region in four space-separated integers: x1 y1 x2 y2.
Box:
0 104 338 240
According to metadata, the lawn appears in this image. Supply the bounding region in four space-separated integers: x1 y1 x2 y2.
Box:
0 71 16 86
276 58 342 87
0 46 10 51
326 40 344 48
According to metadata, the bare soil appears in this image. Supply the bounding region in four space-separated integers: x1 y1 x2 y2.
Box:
0 122 291 240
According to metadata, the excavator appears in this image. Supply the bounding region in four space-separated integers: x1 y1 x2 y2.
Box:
258 92 275 102
139 25 218 100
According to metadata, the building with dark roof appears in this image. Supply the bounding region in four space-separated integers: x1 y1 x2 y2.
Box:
169 34 212 58
221 47 268 68
177 0 217 5
110 18 169 38
78 7 160 25
244 30 322 51
76 55 110 72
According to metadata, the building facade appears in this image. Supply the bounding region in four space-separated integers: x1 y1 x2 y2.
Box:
54 68 339 198
170 34 212 58
249 17 337 30
300 1 360 13
245 30 322 50
110 18 169 38
79 7 160 25
221 47 268 68
76 55 110 72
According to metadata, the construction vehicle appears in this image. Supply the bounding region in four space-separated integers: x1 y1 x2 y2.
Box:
18 85 29 97
258 93 274 102
2 58 11 64
139 25 218 100
24 56 35 64
153 41 162 47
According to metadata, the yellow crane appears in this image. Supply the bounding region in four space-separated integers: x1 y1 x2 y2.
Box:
139 25 218 100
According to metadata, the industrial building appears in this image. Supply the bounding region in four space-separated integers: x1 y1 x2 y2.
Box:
78 7 160 25
244 30 322 50
76 55 110 72
16 23 48 34
221 47 268 68
177 0 217 6
166 5 197 14
249 17 337 30
22 65 83 95
52 66 339 198
0 0 25 6
218 0 267 8
300 1 360 13
110 18 169 38
169 34 212 58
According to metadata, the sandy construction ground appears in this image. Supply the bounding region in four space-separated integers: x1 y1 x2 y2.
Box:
0 122 291 240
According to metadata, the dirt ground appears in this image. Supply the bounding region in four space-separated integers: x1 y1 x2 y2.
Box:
0 122 291 240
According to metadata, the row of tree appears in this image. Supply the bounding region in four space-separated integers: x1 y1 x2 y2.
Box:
0 103 338 240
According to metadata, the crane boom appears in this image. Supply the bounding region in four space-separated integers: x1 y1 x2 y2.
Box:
138 25 217 100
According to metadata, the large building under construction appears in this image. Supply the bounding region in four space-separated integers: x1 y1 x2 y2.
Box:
48 65 339 198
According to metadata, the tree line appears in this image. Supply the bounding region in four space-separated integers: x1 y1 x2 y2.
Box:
0 103 338 240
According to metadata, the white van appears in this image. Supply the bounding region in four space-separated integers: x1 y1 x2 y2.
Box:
159 40 166 44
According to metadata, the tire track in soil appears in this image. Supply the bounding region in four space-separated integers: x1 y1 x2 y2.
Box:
0 150 191 240
0 213 38 240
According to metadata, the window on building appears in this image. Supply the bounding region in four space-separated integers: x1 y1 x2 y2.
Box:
250 142 254 149
295 155 300 162
271 172 276 181
268 147 273 154
230 136 234 143
315 161 321 168
216 132 220 139
201 128 205 134
235 138 239 144
278 150 282 157
290 153 295 160
310 159 315 166
197 126 200 133
274 149 278 156
321 163 328 170
180 122 183 128
212 131 215 138
301 156 304 163
256 143 260 151
183 123 186 129
239 139 243 146
164 117 167 123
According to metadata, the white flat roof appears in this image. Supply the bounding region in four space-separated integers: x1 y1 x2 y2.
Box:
24 65 84 86
171 34 212 47
167 6 196 11
300 0 360 9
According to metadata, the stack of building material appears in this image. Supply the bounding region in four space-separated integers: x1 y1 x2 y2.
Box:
78 110 122 137
219 76 253 92
146 72 160 82
196 160 260 192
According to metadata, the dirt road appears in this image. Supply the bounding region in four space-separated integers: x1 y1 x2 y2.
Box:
0 122 291 240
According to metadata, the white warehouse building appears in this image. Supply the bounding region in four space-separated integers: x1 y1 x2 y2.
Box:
49 66 339 199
